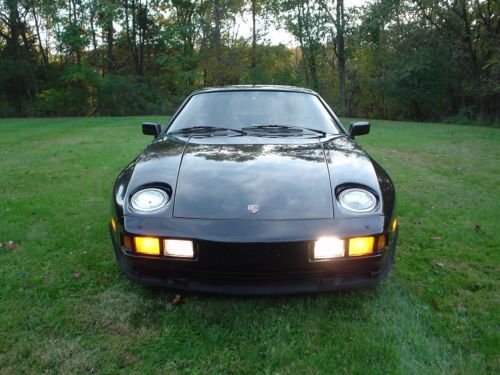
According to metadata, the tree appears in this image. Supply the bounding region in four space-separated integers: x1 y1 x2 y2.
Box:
318 0 349 114
0 0 496 122
414 0 499 121
277 0 326 91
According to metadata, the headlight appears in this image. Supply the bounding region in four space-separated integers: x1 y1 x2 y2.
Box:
130 188 169 212
164 239 194 258
338 188 377 212
313 237 345 259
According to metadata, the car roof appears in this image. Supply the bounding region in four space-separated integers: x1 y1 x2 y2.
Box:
192 85 319 96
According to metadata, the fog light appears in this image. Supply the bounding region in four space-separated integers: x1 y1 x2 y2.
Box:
134 237 160 255
164 239 194 258
348 237 375 257
313 237 345 259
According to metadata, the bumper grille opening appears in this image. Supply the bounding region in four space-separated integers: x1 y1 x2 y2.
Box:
196 241 311 273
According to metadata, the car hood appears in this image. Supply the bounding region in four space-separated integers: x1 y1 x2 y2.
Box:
173 138 333 220
124 135 383 220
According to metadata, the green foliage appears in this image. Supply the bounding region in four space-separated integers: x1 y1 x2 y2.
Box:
0 57 36 116
27 65 99 116
243 44 301 85
96 75 168 116
0 0 497 123
57 22 90 57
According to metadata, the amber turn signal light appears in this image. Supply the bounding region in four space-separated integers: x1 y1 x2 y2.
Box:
134 237 160 255
348 236 375 257
376 234 386 252
110 217 117 232
392 218 398 232
122 235 133 251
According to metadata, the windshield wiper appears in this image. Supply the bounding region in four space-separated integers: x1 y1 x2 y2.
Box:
169 126 246 136
242 124 326 137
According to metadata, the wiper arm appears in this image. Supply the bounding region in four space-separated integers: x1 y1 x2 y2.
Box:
169 126 246 136
242 124 326 137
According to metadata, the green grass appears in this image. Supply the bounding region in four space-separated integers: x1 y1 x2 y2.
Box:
0 116 498 374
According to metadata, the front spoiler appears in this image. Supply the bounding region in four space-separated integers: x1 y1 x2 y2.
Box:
111 230 397 295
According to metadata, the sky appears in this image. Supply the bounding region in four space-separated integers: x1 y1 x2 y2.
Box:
237 0 369 46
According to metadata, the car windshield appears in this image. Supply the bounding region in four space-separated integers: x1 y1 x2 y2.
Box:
167 91 340 135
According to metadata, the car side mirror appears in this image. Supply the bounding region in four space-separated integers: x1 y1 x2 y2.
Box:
349 122 370 139
142 122 162 137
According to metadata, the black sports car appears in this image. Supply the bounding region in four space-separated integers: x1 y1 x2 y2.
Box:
109 85 398 295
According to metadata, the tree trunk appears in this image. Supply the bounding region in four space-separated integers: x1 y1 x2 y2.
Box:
213 0 224 85
6 0 38 97
70 0 81 65
296 4 310 85
6 0 21 61
138 1 146 77
130 0 140 76
346 71 357 116
251 0 257 71
32 7 48 65
106 14 114 74
19 19 38 95
89 9 98 70
336 0 346 115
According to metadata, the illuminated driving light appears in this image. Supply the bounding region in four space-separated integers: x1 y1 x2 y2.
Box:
134 237 160 255
313 237 345 259
348 237 375 257
164 239 194 258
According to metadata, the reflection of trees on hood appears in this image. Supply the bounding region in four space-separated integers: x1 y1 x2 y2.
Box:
137 134 369 164
322 136 367 162
190 144 264 163
272 144 325 163
138 137 186 162
189 143 329 163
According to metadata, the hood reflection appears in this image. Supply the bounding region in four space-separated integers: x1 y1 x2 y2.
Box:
137 136 186 162
173 141 334 220
189 143 326 163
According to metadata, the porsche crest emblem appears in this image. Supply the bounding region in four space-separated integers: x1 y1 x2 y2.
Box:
248 204 259 214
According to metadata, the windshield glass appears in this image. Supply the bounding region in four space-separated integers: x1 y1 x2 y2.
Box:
167 91 340 134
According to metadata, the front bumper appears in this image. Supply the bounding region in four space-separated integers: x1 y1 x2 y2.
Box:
110 226 397 295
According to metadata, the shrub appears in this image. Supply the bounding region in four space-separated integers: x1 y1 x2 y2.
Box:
96 75 168 116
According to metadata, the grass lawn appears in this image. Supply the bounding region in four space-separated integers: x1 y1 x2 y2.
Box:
0 116 498 374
